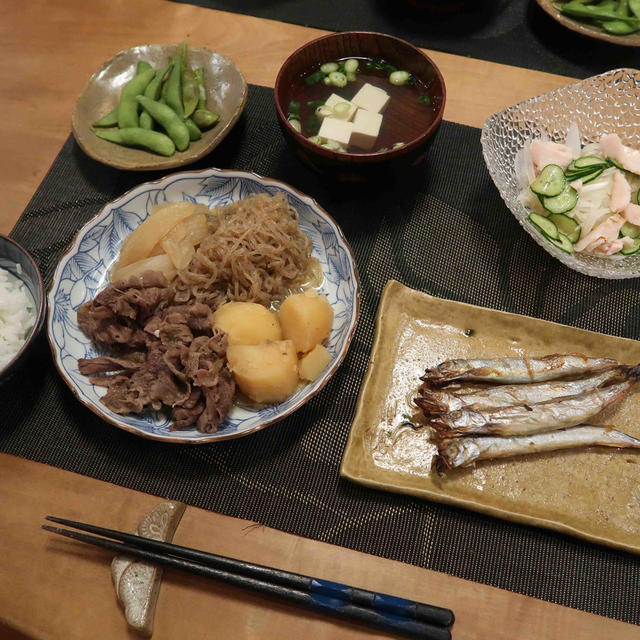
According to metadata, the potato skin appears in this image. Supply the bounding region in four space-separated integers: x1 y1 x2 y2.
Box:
227 340 298 403
278 290 333 353
213 302 282 346
298 344 331 382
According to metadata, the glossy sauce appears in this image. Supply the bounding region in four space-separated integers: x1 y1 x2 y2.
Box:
290 57 440 153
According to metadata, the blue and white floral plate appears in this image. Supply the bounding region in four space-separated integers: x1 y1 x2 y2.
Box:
47 169 360 443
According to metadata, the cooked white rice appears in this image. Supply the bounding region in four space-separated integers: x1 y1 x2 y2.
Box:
0 266 36 368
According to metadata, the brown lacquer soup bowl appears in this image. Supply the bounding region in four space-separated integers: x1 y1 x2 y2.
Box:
275 31 446 178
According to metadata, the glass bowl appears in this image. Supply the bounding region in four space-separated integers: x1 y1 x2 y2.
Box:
481 68 640 279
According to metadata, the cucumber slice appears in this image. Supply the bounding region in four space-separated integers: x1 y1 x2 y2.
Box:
549 213 581 242
573 156 607 169
548 233 574 254
621 238 640 255
528 212 559 240
621 221 640 238
541 185 578 214
608 158 625 171
530 164 566 197
637 189 640 205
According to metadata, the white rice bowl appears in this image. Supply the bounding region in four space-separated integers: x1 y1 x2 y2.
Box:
0 266 36 368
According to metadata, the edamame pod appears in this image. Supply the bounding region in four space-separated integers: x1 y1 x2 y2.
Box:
139 63 172 130
93 106 119 128
118 67 155 129
184 117 202 141
194 67 207 109
145 63 173 100
136 61 152 73
93 127 175 156
182 67 199 118
193 108 219 129
166 47 185 117
136 95 190 151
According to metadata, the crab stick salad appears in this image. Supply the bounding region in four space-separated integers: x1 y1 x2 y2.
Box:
516 124 640 257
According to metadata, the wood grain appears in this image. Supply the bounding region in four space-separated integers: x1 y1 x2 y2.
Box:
0 0 573 234
1 2 627 638
1 452 638 640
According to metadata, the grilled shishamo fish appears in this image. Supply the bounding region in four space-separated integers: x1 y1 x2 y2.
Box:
437 425 640 469
429 380 635 437
416 368 626 415
421 354 618 386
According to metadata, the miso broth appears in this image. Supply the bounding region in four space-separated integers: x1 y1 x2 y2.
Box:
288 57 440 154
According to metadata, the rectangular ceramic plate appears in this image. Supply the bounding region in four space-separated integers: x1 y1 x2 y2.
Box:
340 280 640 554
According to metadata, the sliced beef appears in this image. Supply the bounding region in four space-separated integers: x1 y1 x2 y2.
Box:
78 279 233 433
78 272 174 346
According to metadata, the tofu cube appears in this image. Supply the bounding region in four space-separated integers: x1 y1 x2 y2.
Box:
318 117 353 146
324 93 357 121
351 83 390 114
350 109 383 150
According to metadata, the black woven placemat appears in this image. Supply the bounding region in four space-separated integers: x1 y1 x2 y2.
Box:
170 0 640 79
4 84 640 625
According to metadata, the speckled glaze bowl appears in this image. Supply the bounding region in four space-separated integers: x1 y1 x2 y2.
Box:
0 235 46 384
481 68 640 279
536 0 640 47
72 44 247 171
274 31 446 178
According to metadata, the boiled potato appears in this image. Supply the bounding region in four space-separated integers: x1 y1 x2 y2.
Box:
278 290 333 354
227 340 298 403
298 344 331 382
111 254 177 283
116 203 196 269
213 302 282 345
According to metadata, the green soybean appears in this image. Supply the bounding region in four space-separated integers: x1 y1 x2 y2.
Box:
194 67 207 109
136 95 190 151
182 67 199 118
193 108 219 129
118 67 155 129
136 61 152 73
184 117 202 140
139 111 154 130
93 127 175 156
93 107 119 127
166 51 184 118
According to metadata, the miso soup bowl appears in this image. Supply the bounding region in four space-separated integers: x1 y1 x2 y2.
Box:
274 31 446 178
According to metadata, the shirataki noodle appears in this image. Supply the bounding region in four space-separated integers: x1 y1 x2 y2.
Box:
174 193 313 307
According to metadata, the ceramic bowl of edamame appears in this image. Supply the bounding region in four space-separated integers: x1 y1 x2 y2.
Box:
72 43 247 171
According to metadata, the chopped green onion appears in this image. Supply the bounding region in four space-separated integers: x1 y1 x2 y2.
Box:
328 71 347 87
377 147 389 153
288 100 301 117
332 102 351 119
346 72 357 82
323 76 331 86
389 70 410 86
307 99 325 110
392 142 405 148
304 70 325 86
344 58 359 73
315 105 333 118
418 94 432 106
304 114 321 135
288 119 302 133
320 62 339 74
308 136 323 145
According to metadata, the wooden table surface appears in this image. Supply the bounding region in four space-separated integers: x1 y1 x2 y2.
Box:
1 1 637 638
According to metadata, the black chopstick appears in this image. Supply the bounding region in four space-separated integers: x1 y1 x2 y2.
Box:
43 519 453 640
45 515 453 628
